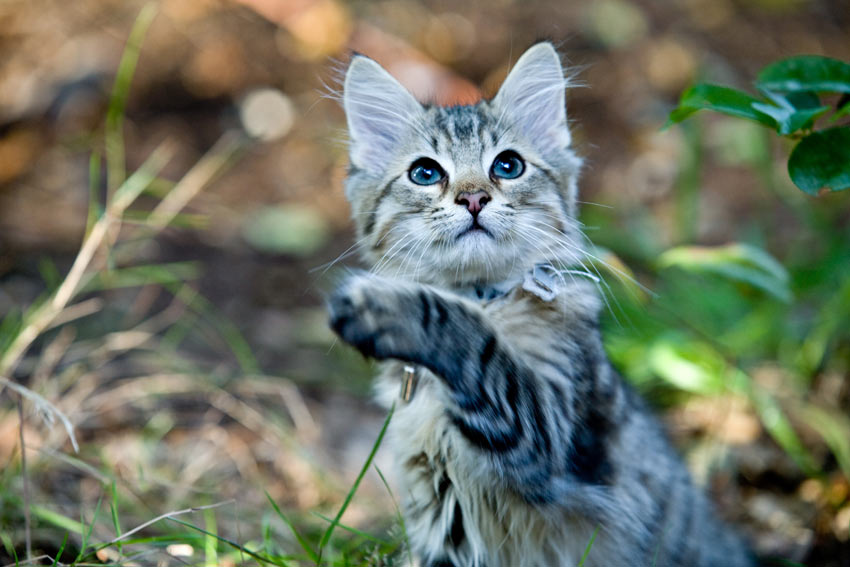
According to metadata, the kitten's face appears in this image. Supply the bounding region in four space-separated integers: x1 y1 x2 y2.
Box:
343 43 584 287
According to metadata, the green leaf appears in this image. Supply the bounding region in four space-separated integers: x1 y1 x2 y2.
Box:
797 276 850 375
658 243 791 302
37 258 62 290
665 84 776 129
757 55 850 94
0 532 16 565
752 90 830 135
648 337 726 395
800 405 850 481
0 308 23 355
30 506 86 535
833 95 850 121
788 127 850 194
741 377 818 476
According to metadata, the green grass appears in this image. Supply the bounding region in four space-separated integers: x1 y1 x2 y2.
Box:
577 526 598 567
0 5 394 566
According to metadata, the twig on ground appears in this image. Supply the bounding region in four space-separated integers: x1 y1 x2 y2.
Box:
2 378 79 452
105 500 236 545
47 298 104 330
1 554 57 567
147 131 246 231
17 395 32 561
35 447 112 484
0 142 176 395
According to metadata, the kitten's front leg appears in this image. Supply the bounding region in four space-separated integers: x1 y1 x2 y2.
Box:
329 271 519 416
329 272 548 462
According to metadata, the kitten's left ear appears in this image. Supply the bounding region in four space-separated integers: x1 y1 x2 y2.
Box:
493 42 571 148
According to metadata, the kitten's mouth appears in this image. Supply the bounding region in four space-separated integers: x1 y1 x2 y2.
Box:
456 220 493 240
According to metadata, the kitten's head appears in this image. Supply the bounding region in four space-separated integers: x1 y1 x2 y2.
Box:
342 42 584 287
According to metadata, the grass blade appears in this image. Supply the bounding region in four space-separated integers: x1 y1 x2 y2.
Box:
87 151 102 238
265 492 319 563
204 506 218 567
168 284 260 374
50 532 68 567
75 494 103 562
799 405 850 480
105 2 157 194
167 517 291 567
577 526 599 567
80 262 201 292
311 512 393 546
110 481 122 555
318 404 395 558
375 465 412 566
29 506 85 535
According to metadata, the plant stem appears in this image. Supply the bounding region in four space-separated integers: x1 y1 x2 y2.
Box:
17 396 32 561
0 142 174 397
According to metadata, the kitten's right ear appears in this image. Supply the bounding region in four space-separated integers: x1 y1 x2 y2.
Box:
343 55 422 171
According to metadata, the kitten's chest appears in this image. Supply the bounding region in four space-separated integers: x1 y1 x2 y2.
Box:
374 364 590 567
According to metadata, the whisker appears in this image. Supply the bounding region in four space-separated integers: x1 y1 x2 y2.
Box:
311 232 373 274
576 200 614 209
521 220 629 325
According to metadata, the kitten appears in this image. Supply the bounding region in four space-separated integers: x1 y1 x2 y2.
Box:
328 42 754 567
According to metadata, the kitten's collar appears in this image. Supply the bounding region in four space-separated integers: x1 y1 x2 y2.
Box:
457 279 519 301
455 263 600 303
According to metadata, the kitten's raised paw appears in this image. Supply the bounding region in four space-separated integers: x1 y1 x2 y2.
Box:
328 274 401 359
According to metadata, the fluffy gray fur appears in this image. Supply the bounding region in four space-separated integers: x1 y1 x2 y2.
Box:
328 42 754 567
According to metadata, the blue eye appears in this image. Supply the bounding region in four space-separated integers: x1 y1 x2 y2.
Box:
408 158 446 185
491 151 525 180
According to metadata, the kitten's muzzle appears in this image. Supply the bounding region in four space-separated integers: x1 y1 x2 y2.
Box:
456 219 493 240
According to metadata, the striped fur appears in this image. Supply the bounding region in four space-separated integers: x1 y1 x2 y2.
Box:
328 43 754 566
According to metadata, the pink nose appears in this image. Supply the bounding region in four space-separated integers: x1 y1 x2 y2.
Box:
455 191 491 216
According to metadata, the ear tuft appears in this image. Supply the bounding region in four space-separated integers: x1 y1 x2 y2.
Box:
493 42 571 148
343 56 422 171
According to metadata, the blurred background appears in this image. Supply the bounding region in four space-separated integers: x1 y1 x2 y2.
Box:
1 0 850 565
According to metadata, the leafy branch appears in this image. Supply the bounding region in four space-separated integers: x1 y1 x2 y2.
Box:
666 55 850 194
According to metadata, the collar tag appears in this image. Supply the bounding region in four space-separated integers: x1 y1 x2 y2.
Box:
522 264 601 302
401 365 418 403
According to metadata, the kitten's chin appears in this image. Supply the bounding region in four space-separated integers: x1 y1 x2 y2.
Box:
455 227 495 246
433 235 531 287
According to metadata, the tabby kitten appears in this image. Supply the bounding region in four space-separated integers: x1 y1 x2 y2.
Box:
328 42 754 567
